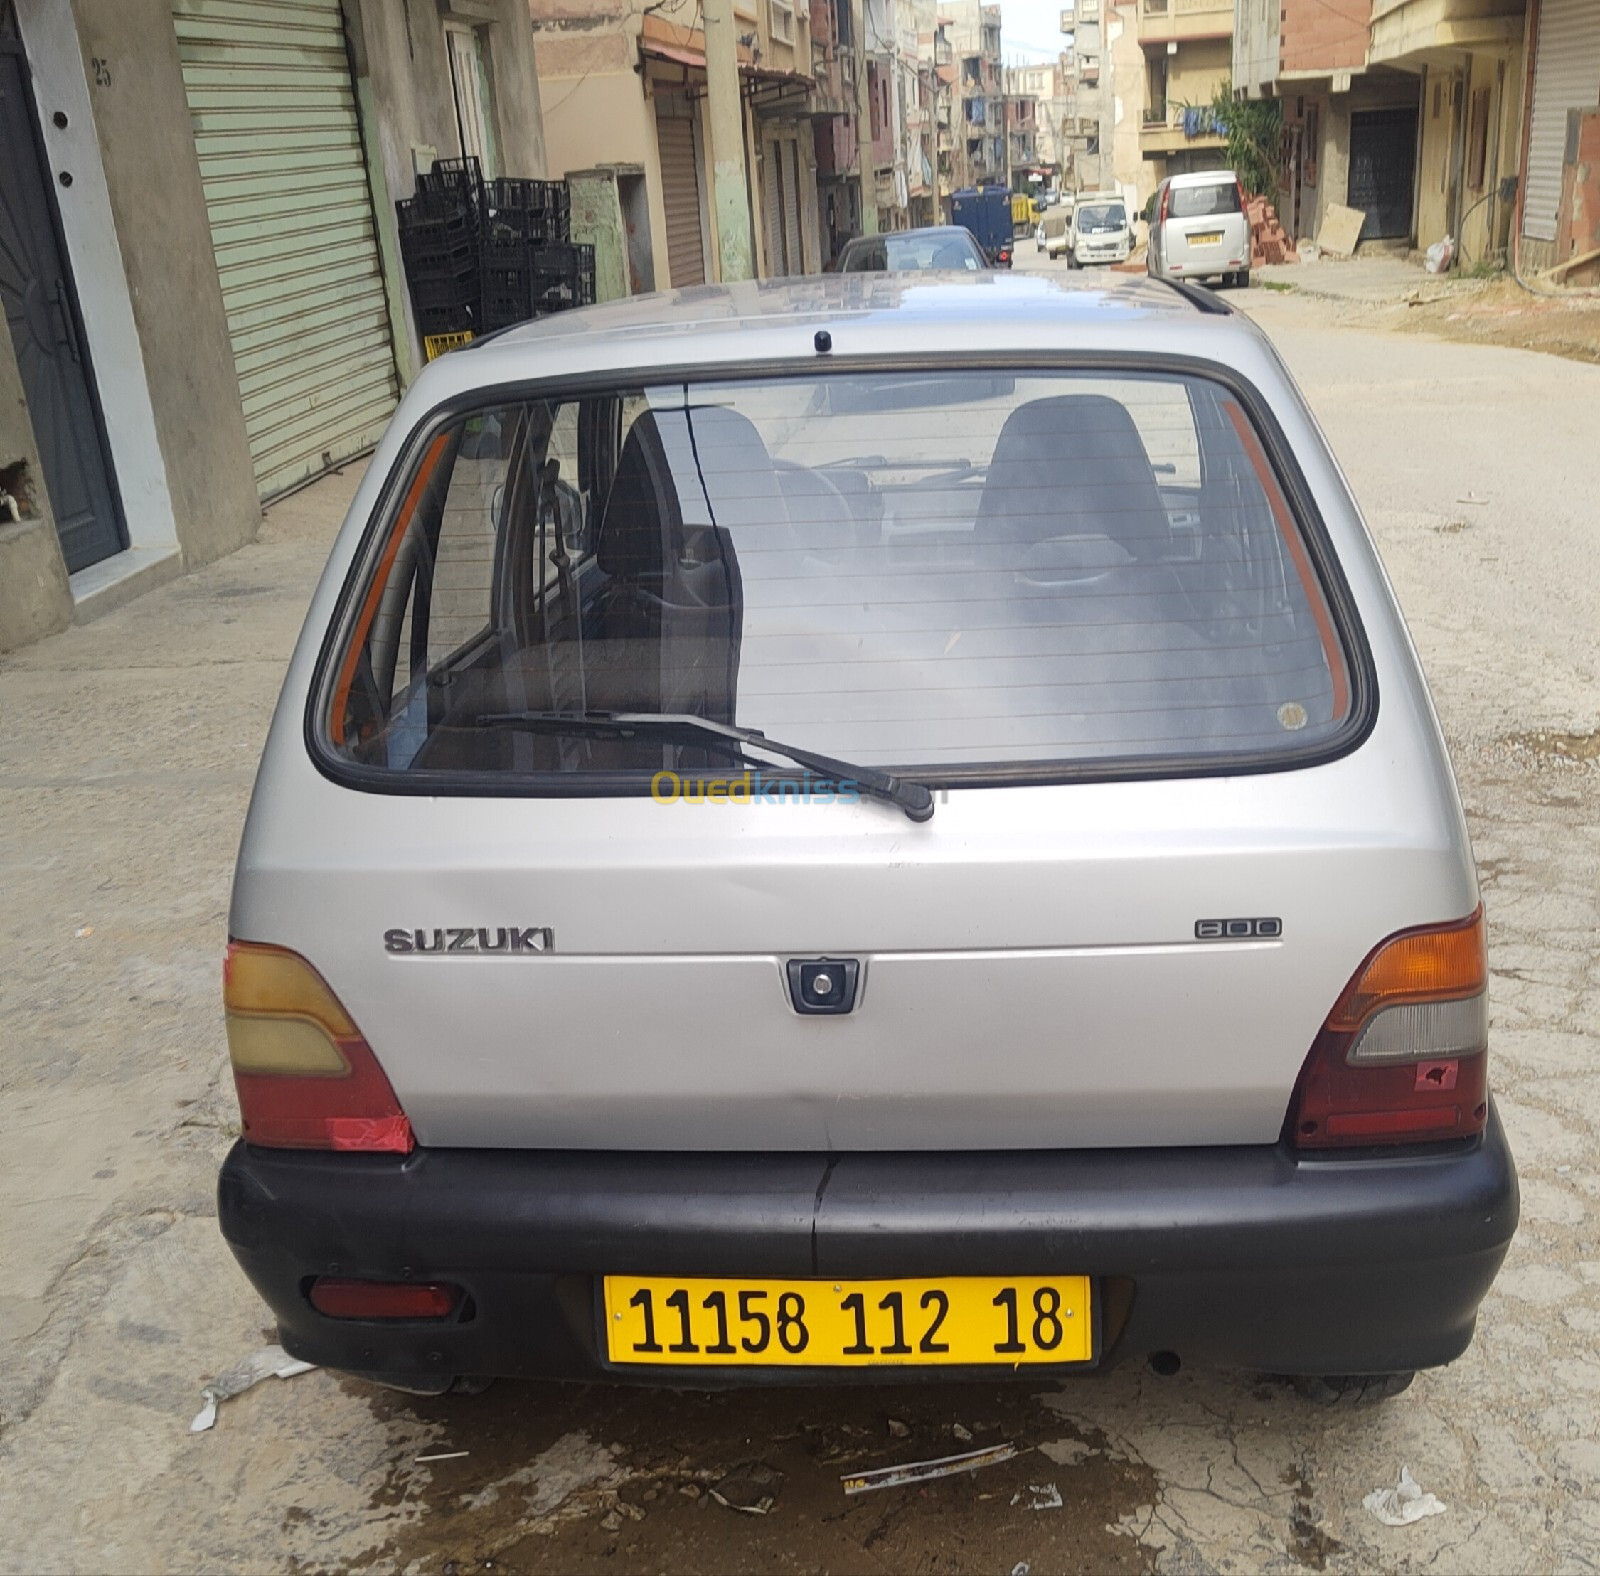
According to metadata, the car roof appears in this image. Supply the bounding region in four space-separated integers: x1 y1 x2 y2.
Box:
1167 168 1239 187
842 227 979 245
408 272 1269 401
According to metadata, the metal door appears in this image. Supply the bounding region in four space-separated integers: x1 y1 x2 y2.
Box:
655 104 707 287
174 0 399 501
1348 106 1418 241
0 19 126 573
1522 0 1600 242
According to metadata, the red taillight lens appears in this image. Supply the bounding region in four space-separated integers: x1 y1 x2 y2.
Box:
224 942 414 1153
1235 178 1247 214
1288 909 1489 1149
1159 186 1170 224
309 1278 461 1321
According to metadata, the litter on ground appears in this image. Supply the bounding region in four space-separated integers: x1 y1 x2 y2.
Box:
1363 1466 1449 1526
840 1442 1018 1495
189 1344 315 1433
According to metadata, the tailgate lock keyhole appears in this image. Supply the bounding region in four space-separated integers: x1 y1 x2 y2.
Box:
787 958 860 1015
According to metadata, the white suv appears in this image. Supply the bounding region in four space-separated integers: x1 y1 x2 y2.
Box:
1148 169 1253 288
218 272 1516 1401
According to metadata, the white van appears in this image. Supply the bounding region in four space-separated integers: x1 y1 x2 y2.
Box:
1067 191 1130 267
1147 168 1253 288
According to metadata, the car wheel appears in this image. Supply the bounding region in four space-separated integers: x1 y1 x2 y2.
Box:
1236 269 1252 290
1291 1372 1415 1406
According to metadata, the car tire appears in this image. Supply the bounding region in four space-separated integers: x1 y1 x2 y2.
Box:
1291 1372 1415 1406
1236 269 1252 290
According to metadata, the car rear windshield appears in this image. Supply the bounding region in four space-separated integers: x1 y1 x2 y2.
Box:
843 234 985 272
322 370 1355 785
1170 181 1242 219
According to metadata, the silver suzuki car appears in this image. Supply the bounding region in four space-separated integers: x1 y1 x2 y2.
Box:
220 272 1517 1402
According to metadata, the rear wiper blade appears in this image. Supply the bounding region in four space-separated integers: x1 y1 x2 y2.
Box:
475 710 935 823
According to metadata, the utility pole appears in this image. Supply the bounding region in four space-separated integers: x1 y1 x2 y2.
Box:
703 0 754 280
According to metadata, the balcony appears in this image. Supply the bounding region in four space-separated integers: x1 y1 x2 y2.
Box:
1138 0 1233 42
1138 103 1226 155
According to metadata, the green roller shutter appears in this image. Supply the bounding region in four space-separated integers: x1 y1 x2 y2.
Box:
174 0 398 500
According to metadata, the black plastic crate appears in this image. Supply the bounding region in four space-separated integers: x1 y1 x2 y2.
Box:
410 268 480 312
485 178 570 244
415 301 478 337
521 242 595 312
480 293 531 332
418 156 485 200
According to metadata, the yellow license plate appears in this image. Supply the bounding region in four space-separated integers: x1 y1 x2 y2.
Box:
603 1275 1092 1367
1189 231 1224 246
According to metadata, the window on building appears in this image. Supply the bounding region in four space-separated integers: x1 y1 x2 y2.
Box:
770 0 796 45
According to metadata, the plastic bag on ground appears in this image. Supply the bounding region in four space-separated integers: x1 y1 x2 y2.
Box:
1363 1466 1448 1526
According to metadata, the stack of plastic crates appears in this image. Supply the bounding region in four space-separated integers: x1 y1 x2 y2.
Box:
480 179 595 330
396 162 484 339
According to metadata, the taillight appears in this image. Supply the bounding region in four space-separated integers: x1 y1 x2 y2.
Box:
1235 177 1247 214
1287 909 1489 1149
224 941 414 1153
1159 186 1170 224
309 1278 460 1320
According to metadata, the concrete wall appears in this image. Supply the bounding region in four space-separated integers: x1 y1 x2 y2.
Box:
532 10 675 293
1168 37 1232 110
344 0 547 374
1282 0 1371 75
1416 63 1461 246
1234 0 1279 97
0 332 71 652
68 0 259 570
1109 1 1149 209
348 0 547 193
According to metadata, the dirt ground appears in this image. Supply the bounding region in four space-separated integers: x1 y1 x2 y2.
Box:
1398 276 1600 367
3 270 1599 1574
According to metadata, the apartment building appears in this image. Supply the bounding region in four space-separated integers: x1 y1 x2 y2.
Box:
1137 0 1233 199
1062 0 1114 191
531 0 867 284
1234 0 1596 270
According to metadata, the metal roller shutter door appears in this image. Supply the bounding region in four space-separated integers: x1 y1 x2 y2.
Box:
174 0 399 500
656 108 707 287
762 138 786 274
782 138 804 274
1523 0 1600 242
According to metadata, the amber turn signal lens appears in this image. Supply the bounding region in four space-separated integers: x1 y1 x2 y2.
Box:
223 942 413 1153
1326 907 1486 1031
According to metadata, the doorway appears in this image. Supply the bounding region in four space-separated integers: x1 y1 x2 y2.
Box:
0 12 125 573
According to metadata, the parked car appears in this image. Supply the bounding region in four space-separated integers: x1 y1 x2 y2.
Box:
219 271 1517 1402
1147 168 1253 288
838 227 989 274
1067 192 1130 267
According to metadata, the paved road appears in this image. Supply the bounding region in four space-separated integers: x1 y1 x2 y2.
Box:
2 267 1598 1573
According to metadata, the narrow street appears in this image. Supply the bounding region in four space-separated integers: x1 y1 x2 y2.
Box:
2 266 1598 1574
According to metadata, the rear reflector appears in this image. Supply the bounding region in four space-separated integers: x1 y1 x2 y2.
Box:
224 942 414 1153
1288 908 1489 1149
309 1278 461 1321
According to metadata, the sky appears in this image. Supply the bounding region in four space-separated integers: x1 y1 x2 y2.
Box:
995 0 1074 63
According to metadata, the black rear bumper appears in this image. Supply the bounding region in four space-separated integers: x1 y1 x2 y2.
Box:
218 1104 1517 1388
